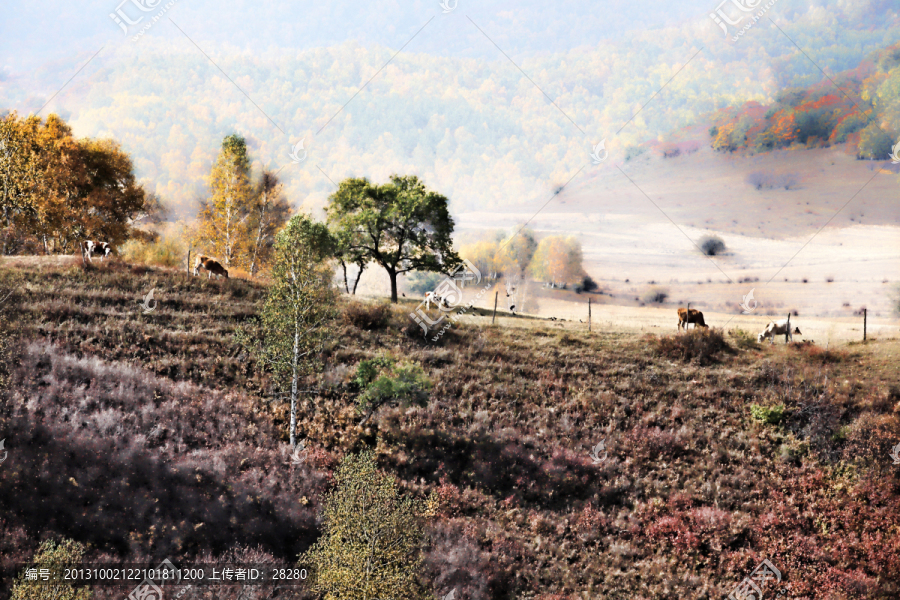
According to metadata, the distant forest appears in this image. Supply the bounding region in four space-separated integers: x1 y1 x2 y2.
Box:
2 0 899 218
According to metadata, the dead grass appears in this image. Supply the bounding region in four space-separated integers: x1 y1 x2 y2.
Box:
342 300 392 331
2 259 900 599
653 327 733 364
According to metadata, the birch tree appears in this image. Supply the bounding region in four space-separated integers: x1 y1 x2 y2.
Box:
252 214 336 448
198 134 253 267
247 170 291 277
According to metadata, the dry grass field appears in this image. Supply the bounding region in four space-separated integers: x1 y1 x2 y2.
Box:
2 258 900 599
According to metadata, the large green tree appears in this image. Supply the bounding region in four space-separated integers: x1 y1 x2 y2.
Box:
300 450 427 600
244 213 336 448
326 175 459 303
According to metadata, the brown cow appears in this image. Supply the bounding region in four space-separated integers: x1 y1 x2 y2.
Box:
677 307 708 330
192 255 229 279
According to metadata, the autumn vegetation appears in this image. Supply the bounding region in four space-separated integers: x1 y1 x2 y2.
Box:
3 35 900 600
1 259 899 599
708 44 900 159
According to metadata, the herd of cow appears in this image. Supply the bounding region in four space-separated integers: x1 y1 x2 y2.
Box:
80 240 802 343
81 240 228 279
677 306 802 344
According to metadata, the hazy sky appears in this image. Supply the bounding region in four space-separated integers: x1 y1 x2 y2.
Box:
2 0 898 219
2 0 715 71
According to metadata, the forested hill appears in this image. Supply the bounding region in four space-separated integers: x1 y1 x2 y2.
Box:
702 44 900 160
2 0 899 217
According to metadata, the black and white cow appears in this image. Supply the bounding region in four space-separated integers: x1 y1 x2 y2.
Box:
82 240 112 264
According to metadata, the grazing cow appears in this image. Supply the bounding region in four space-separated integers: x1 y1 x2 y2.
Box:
192 255 229 279
677 307 708 330
757 317 801 344
424 291 450 310
81 240 112 264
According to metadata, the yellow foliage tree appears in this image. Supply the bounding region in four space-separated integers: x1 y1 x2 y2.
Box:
529 235 584 288
459 239 499 279
197 134 253 268
496 228 537 276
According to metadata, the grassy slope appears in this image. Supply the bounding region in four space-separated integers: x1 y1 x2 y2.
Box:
2 258 900 599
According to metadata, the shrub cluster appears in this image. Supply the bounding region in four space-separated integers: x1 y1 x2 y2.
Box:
342 300 392 330
654 328 732 364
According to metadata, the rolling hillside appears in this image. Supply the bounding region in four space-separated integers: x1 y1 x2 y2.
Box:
1 258 900 598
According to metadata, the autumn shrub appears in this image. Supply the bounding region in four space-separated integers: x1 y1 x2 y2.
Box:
0 269 23 396
12 539 92 600
574 503 610 543
118 235 184 268
626 425 688 460
654 328 731 364
642 287 668 304
423 520 512 600
746 171 775 190
4 341 322 559
574 275 598 293
356 359 432 416
789 341 847 363
342 300 391 330
750 403 785 425
647 504 732 554
729 327 759 350
857 122 895 160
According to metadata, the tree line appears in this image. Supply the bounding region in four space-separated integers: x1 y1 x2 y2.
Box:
1 114 590 299
459 231 591 290
194 134 462 301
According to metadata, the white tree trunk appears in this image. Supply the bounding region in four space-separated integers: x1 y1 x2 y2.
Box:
290 323 299 449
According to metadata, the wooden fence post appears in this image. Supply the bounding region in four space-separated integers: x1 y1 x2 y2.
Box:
588 297 592 332
863 308 867 341
186 248 191 275
492 291 498 325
